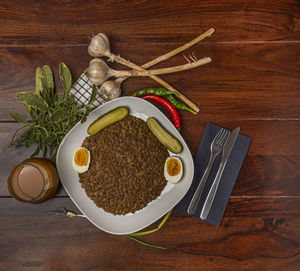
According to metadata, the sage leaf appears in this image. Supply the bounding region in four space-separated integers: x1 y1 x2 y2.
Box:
10 63 95 162
42 65 54 92
10 112 28 124
16 92 48 113
35 67 44 95
59 62 72 97
41 89 52 107
88 84 98 105
42 65 55 102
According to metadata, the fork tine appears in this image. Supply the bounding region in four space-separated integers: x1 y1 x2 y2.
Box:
216 129 229 145
220 130 230 145
212 128 224 144
215 129 226 144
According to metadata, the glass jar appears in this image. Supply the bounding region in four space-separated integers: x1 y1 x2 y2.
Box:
7 158 59 203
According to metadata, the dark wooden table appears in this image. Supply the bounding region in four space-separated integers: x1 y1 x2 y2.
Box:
1 1 300 270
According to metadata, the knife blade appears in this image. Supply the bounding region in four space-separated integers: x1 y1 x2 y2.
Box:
200 127 240 220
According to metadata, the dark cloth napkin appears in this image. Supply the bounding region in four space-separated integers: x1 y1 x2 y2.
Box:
175 122 252 226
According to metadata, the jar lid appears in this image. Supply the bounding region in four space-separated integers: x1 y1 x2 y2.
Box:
8 162 46 202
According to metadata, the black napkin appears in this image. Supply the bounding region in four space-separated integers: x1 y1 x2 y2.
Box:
175 122 252 226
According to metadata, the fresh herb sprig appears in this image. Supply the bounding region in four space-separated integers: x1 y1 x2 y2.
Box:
9 63 97 162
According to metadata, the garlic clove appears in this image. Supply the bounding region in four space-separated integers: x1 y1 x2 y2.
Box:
88 33 111 58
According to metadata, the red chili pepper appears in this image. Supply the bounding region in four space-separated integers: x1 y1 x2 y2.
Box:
142 95 181 131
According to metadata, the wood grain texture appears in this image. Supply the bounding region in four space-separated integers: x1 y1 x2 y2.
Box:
0 197 299 271
0 0 299 45
0 42 299 121
0 0 300 270
1 120 300 197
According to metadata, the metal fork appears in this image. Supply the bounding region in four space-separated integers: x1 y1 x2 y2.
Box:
187 128 230 215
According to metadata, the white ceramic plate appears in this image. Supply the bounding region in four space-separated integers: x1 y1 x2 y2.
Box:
56 97 194 235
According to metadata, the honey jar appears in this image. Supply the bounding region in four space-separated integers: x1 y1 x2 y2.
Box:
7 158 59 203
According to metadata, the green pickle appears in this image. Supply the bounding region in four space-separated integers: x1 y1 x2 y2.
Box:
87 106 128 135
147 117 182 154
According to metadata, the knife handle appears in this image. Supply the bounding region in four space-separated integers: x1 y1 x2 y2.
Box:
187 153 216 215
200 162 226 220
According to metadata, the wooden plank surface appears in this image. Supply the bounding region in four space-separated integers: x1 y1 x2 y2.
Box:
0 42 300 121
0 0 300 270
0 198 299 271
2 120 300 197
0 0 299 44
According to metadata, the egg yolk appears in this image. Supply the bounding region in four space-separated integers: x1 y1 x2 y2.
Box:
74 149 89 166
167 159 181 176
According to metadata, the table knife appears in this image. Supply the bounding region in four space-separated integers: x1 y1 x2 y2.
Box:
200 127 240 220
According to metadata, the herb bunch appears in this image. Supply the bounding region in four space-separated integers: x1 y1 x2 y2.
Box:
9 63 97 162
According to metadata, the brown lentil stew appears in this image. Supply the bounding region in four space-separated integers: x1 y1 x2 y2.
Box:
79 115 169 215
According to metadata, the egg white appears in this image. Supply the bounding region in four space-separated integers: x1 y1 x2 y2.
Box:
72 147 91 173
164 157 183 183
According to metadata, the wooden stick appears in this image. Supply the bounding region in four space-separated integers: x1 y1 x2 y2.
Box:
115 57 211 77
142 28 215 69
109 28 215 112
140 57 211 76
111 56 201 112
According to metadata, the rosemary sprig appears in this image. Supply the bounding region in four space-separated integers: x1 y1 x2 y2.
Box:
9 63 98 163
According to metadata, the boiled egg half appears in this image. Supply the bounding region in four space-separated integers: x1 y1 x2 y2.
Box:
164 157 183 183
72 147 90 173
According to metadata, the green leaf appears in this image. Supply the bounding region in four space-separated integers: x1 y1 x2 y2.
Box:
59 62 72 97
88 84 98 105
30 108 36 121
9 124 29 147
39 132 45 151
51 109 68 122
39 126 49 137
35 67 44 95
16 92 48 113
80 107 88 123
55 92 60 103
10 112 28 124
43 145 48 157
41 65 54 92
46 133 57 145
41 65 55 103
40 89 52 107
31 145 40 157
26 129 35 147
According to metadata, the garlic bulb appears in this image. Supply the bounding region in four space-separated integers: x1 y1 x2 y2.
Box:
99 78 122 100
86 58 133 86
88 33 110 58
86 58 111 85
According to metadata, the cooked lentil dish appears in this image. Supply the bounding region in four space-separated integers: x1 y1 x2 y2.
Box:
79 115 169 215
